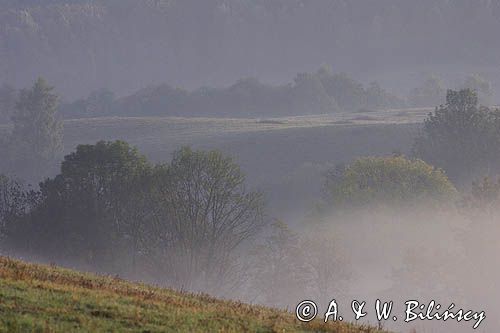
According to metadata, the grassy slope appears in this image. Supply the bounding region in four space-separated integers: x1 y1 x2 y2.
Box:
0 257 387 333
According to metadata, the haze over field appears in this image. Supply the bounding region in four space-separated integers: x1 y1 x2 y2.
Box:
1 1 500 333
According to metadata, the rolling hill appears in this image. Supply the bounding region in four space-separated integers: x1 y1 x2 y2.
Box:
0 110 424 223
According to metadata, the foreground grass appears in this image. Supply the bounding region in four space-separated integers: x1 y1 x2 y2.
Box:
0 257 387 333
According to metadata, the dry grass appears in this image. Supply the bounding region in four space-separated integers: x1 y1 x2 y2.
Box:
0 256 389 333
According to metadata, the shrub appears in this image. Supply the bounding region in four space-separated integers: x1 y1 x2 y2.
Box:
324 156 457 207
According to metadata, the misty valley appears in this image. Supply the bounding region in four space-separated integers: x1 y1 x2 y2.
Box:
1 1 500 333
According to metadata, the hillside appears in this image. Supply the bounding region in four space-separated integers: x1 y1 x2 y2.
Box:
0 256 387 333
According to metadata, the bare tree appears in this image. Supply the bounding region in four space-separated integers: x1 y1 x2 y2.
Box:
247 219 311 309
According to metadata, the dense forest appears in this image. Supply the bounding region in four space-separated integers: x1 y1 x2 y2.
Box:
60 68 407 118
0 68 493 121
2 0 500 100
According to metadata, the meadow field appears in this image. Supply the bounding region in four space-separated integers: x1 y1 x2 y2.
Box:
60 108 429 155
0 108 427 222
58 108 427 222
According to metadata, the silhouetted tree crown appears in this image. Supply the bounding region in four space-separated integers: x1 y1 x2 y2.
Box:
413 89 500 182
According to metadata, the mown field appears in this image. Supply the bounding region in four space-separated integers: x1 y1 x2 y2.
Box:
0 108 427 222
0 256 388 333
60 108 429 157
61 110 424 222
0 108 429 163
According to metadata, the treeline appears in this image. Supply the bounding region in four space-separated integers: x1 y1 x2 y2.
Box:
2 71 494 122
1 143 264 293
4 1 500 99
59 67 405 118
409 73 494 108
0 0 88 8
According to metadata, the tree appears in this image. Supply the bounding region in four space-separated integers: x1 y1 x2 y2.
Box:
316 68 405 111
408 74 446 107
33 140 151 271
60 88 115 118
247 220 349 310
324 156 457 207
8 78 63 178
0 84 17 124
365 81 406 109
413 89 500 182
299 228 350 305
0 85 17 171
116 83 190 117
147 147 265 292
248 220 310 308
460 176 500 215
317 70 365 111
291 72 338 114
0 175 28 252
86 89 115 116
12 143 265 290
463 74 493 106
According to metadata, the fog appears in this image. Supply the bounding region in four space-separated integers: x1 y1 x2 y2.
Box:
2 1 500 101
1 1 500 332
293 204 496 332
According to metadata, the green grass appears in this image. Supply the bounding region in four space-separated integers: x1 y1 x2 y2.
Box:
0 256 388 333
